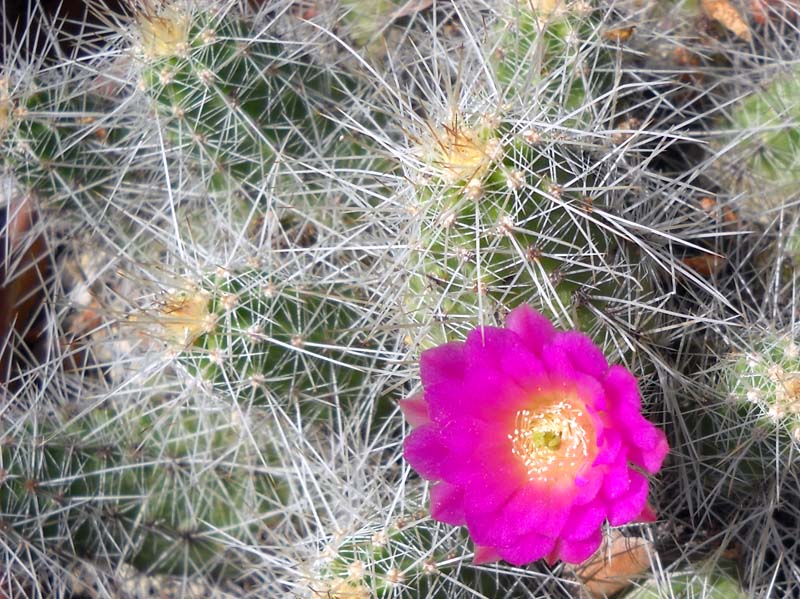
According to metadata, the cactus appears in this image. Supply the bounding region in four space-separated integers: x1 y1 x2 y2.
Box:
400 105 660 354
144 268 380 418
494 0 606 118
310 509 522 599
627 558 747 599
716 65 800 214
0 402 287 579
691 326 800 498
0 74 124 212
9 0 800 596
134 3 356 194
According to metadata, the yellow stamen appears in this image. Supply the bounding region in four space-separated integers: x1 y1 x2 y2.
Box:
508 399 593 483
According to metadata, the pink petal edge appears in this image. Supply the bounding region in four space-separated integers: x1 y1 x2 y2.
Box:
399 393 430 426
473 545 501 564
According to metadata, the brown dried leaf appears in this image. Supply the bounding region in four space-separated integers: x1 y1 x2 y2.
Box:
701 0 753 40
0 195 49 385
699 196 739 226
575 530 653 598
749 0 800 25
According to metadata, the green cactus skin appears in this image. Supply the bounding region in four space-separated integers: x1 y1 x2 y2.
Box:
702 331 800 488
626 559 747 599
155 269 377 417
317 512 505 598
0 405 285 578
403 114 652 350
494 1 608 119
136 5 350 193
683 323 800 508
721 67 800 211
0 77 122 209
340 0 401 48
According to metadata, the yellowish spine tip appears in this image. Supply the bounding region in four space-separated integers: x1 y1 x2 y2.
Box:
424 112 500 186
155 289 214 346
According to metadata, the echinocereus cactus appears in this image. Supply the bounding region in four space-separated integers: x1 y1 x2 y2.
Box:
628 558 747 599
400 305 668 565
494 0 605 117
715 65 800 214
0 73 122 211
145 268 377 417
1 402 286 579
401 104 659 354
696 324 800 496
134 3 353 193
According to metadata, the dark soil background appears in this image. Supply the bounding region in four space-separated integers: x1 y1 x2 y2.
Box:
1 0 125 63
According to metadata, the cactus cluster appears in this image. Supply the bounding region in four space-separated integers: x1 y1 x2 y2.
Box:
2 0 800 598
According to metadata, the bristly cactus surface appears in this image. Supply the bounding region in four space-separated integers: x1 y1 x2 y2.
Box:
627 558 748 599
716 65 800 215
0 401 287 579
6 0 800 597
690 324 800 501
0 73 122 212
145 267 381 419
134 2 355 194
494 0 605 118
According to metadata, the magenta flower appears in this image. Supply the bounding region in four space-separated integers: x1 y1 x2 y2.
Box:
400 306 669 566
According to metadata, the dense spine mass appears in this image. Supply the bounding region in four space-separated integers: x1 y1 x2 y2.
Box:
137 6 348 193
1 0 800 597
152 269 375 416
1 404 285 577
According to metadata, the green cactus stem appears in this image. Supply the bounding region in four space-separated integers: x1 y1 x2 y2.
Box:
135 4 352 193
0 404 286 578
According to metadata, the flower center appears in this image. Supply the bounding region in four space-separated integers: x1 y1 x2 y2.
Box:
508 400 591 483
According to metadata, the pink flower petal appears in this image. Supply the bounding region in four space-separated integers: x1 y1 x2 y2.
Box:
403 426 448 480
562 499 607 541
430 482 466 526
420 341 467 388
593 427 622 466
470 484 571 541
539 343 578 382
610 403 662 452
552 331 609 379
399 393 430 426
401 304 669 568
424 364 519 423
464 326 548 389
572 468 604 506
600 456 631 500
629 428 669 474
497 532 557 566
608 470 649 526
473 545 501 564
438 417 509 458
549 528 603 564
637 502 657 523
504 305 555 354
604 365 641 411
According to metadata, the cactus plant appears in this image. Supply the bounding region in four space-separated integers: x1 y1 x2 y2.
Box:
134 2 357 194
716 65 800 215
627 558 747 599
144 267 381 418
0 73 124 212
0 401 287 579
399 100 663 358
